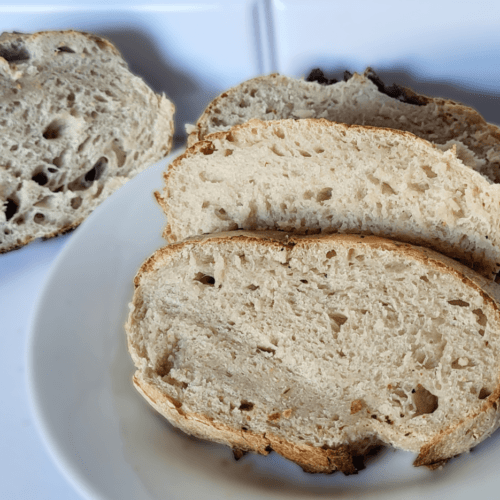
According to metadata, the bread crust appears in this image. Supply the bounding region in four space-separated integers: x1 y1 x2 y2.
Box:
133 372 382 475
128 231 500 472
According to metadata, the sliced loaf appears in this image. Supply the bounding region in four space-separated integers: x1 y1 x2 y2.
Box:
158 119 500 280
126 231 500 473
186 69 500 183
0 30 175 253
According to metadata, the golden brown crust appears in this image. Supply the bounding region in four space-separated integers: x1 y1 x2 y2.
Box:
0 215 81 254
133 372 382 474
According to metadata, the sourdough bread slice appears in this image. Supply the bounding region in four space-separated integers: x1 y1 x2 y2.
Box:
126 231 500 473
186 69 500 183
0 30 175 253
158 119 500 280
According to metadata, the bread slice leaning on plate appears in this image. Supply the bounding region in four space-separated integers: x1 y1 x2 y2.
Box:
157 119 500 281
186 69 500 183
126 231 500 473
0 30 175 253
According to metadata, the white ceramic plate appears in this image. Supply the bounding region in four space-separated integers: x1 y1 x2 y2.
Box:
28 151 500 500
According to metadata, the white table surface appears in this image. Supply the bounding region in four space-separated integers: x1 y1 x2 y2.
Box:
3 1 500 499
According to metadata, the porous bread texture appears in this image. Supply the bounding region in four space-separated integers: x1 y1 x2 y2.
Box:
159 119 500 280
0 30 175 252
187 70 500 183
126 231 500 473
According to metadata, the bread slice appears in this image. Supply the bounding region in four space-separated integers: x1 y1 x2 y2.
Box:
158 118 500 280
126 230 500 473
186 69 500 183
0 30 175 253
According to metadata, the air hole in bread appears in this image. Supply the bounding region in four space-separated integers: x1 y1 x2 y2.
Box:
317 188 332 203
473 308 488 327
77 137 90 153
224 149 233 157
34 212 45 224
0 43 30 63
31 172 48 186
385 262 406 273
381 182 397 195
409 182 430 193
247 284 259 291
421 165 438 179
85 157 107 183
56 46 75 54
71 196 82 210
326 250 337 259
270 144 285 157
4 198 18 221
10 144 18 152
111 139 127 168
202 201 209 209
238 99 249 108
330 313 348 327
479 387 491 400
420 275 430 283
412 384 438 416
214 207 230 220
273 128 285 140
303 190 313 200
299 150 311 157
194 272 215 286
451 357 472 369
257 346 276 355
239 401 254 411
300 279 308 284
52 154 63 168
43 119 66 140
67 157 108 191
448 299 470 307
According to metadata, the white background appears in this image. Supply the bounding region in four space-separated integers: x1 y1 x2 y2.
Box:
2 1 500 499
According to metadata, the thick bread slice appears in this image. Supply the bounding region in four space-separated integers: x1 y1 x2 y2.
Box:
186 70 500 183
0 30 175 253
126 231 500 473
158 119 500 280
